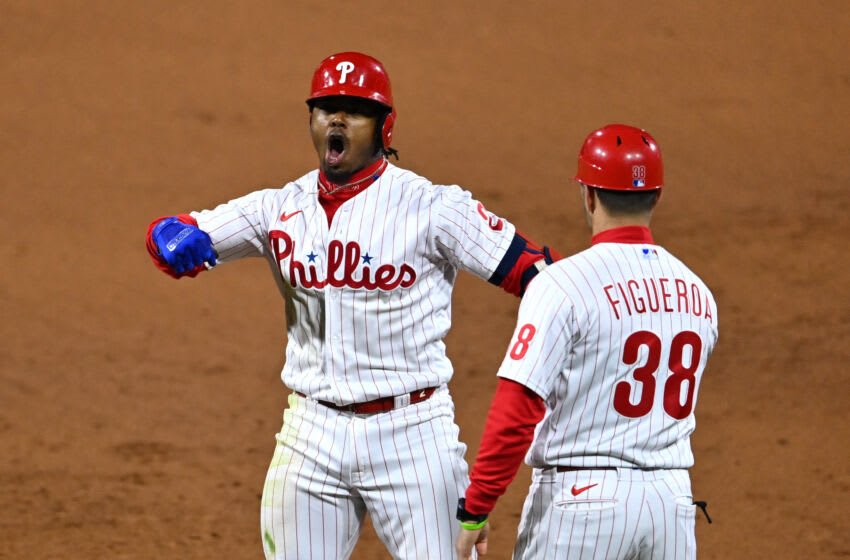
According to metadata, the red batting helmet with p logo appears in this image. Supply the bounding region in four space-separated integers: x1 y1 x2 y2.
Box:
307 52 396 151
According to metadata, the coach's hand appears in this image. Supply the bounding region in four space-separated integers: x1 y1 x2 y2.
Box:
456 522 489 559
152 217 217 274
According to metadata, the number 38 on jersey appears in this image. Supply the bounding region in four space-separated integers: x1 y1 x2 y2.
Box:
613 330 703 420
507 324 704 421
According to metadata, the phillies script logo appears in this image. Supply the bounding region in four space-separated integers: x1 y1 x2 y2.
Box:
269 231 417 290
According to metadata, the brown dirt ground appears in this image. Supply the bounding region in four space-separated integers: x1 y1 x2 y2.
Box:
2 1 849 559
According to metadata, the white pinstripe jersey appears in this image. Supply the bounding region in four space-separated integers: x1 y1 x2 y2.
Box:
191 163 516 404
497 240 718 469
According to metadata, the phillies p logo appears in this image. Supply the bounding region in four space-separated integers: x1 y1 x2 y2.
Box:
336 61 355 83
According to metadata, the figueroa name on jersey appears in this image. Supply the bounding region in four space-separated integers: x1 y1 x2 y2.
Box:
603 277 714 320
269 230 417 290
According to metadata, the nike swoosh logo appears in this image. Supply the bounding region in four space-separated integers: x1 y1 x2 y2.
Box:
281 210 303 222
571 483 598 496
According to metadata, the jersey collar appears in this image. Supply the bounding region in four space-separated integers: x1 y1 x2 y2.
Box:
591 225 654 246
318 157 387 197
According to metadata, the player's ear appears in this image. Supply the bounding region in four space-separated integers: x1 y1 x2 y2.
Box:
582 184 596 213
373 114 385 156
307 101 316 126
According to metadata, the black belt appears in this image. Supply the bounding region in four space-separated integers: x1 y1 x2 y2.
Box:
295 387 438 414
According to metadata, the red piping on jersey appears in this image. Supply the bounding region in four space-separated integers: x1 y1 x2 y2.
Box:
145 214 206 279
464 378 546 515
318 157 388 225
591 225 654 246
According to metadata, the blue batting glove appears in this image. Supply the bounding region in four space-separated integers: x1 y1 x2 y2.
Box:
152 217 218 274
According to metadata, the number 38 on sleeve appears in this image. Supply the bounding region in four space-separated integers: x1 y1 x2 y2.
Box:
509 323 537 360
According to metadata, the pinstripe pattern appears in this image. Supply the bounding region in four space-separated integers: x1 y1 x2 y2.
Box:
192 163 515 404
498 243 718 469
193 162 509 558
513 468 696 560
261 389 471 559
496 240 716 559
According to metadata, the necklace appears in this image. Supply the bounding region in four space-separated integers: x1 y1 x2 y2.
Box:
320 159 388 195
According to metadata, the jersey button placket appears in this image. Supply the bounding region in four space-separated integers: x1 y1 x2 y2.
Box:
326 214 350 399
327 290 340 342
324 287 345 398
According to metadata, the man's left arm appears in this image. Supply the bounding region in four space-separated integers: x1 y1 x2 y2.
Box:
430 186 561 297
487 230 560 296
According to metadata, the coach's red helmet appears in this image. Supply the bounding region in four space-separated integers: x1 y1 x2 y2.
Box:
307 52 396 150
575 124 663 191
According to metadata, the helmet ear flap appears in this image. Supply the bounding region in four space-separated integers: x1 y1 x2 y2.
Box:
381 108 396 151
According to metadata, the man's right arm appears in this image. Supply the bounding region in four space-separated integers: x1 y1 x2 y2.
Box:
145 188 282 279
464 271 574 513
146 214 217 279
463 378 547 515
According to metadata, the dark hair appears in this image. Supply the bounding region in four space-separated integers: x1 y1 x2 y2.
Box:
376 110 399 160
593 187 660 216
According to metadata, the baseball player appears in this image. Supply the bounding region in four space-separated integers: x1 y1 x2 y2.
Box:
456 124 718 560
145 52 559 559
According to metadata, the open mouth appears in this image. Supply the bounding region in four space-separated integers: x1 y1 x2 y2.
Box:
326 134 346 166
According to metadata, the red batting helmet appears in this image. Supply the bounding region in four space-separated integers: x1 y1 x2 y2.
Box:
307 52 396 151
575 124 663 191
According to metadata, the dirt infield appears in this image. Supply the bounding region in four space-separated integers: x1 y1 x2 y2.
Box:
2 1 848 558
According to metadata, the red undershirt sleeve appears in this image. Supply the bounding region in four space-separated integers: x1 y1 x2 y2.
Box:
145 214 206 279
489 231 562 297
464 378 547 515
